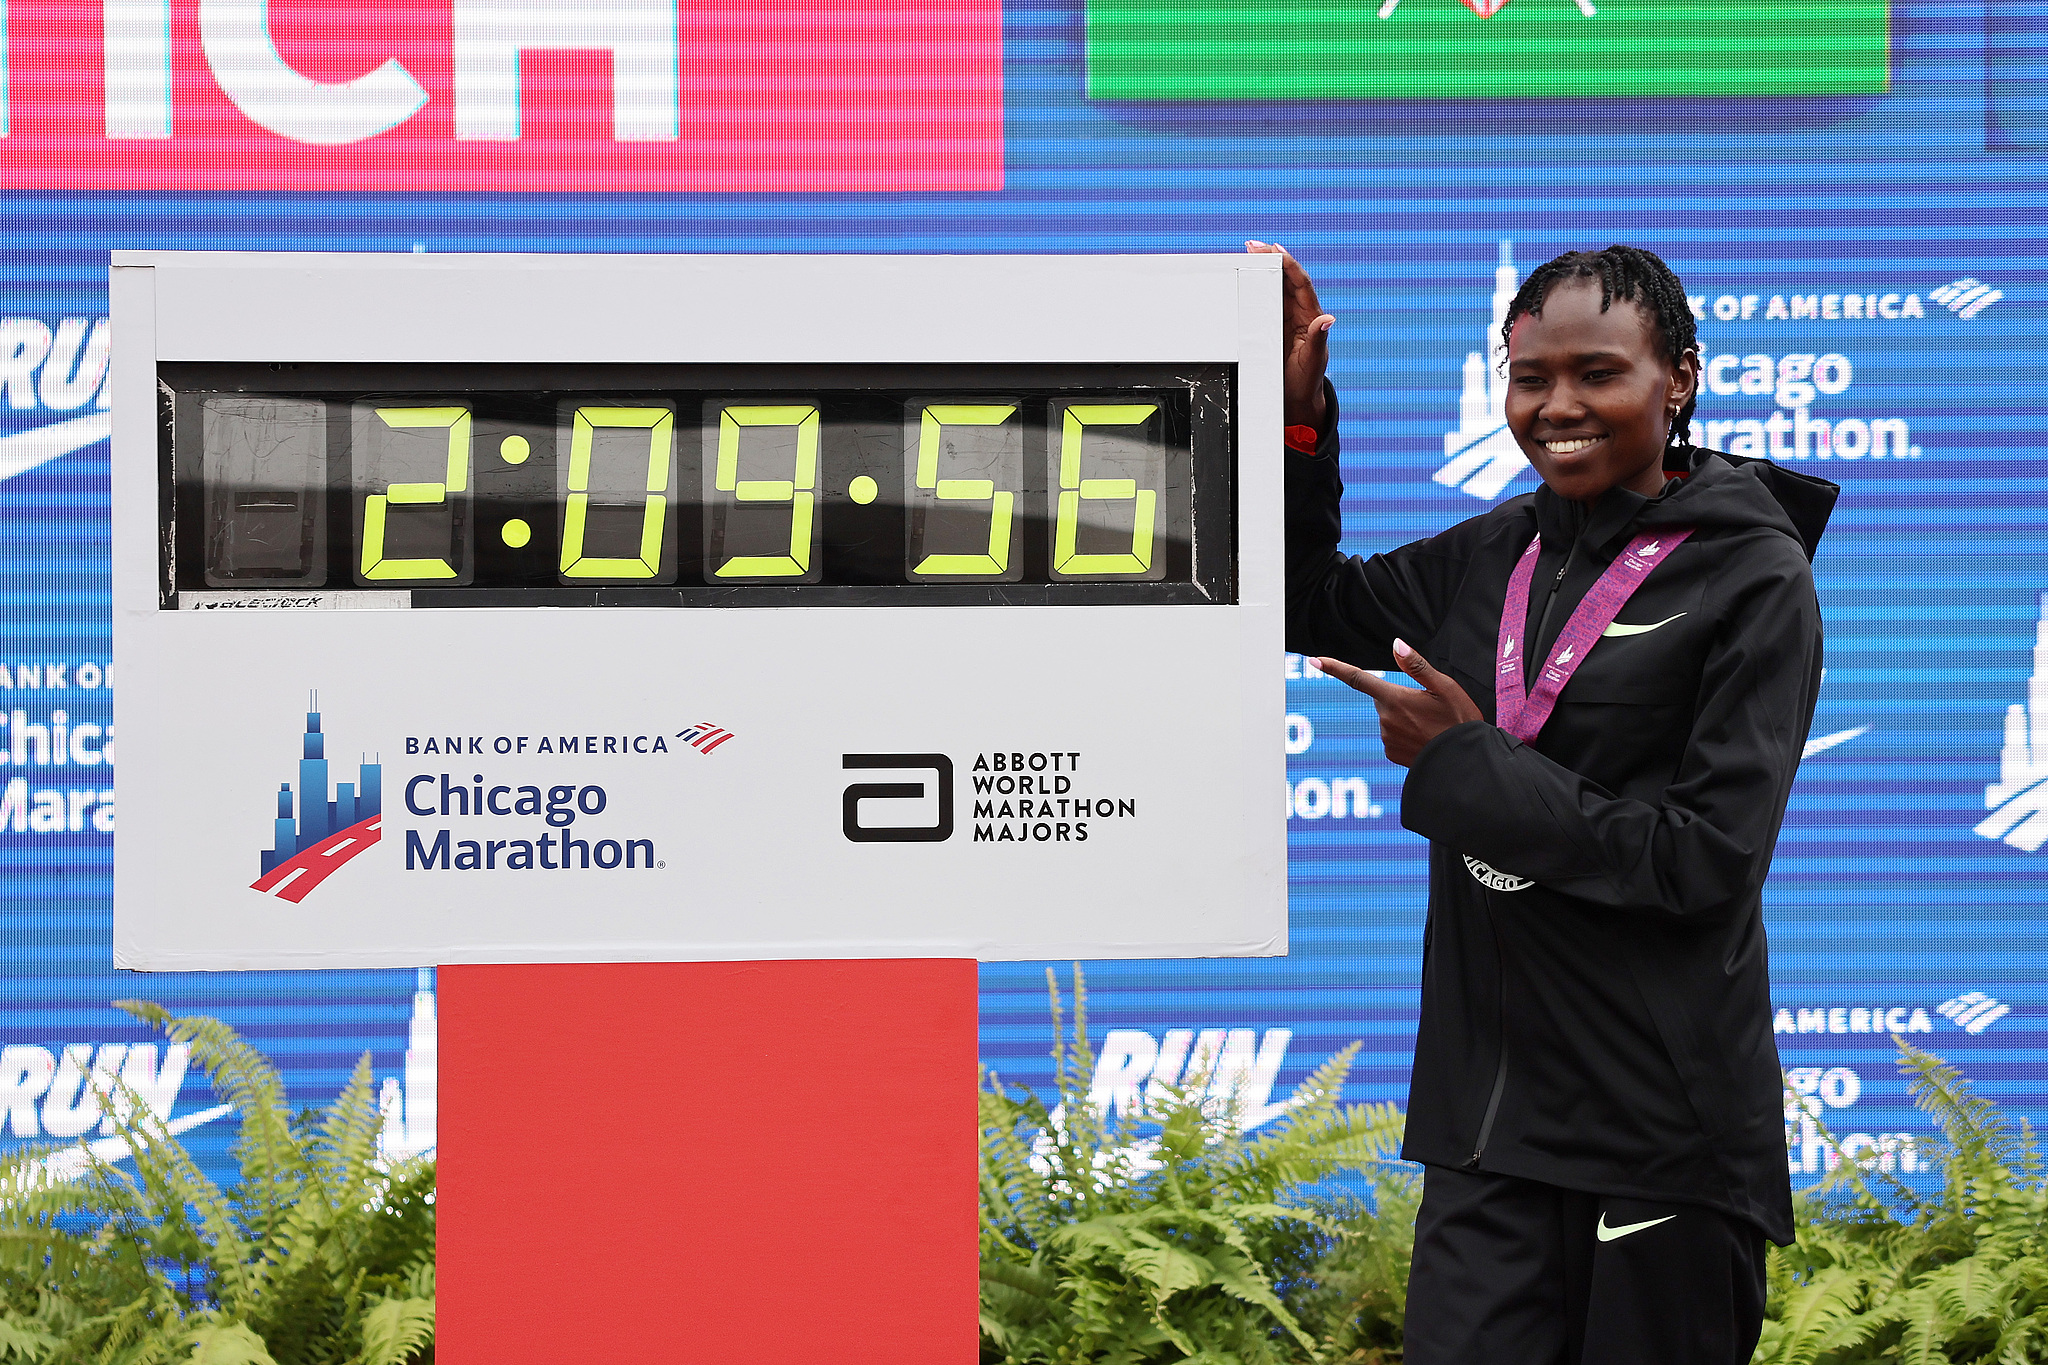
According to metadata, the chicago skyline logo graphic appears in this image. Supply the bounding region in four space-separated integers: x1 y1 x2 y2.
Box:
249 694 382 903
1435 240 1530 502
1978 594 2048 851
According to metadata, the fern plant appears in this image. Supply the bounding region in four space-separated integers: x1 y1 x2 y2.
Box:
1754 1037 2048 1365
0 1002 434 1365
978 967 1410 1365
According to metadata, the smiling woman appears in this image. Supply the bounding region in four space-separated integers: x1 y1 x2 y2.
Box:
1261 240 1842 1365
1502 251 1703 500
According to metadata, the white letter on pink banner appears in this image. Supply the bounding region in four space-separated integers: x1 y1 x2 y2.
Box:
451 0 680 143
197 0 427 145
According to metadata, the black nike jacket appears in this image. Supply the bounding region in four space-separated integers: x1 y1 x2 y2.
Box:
1286 395 1837 1244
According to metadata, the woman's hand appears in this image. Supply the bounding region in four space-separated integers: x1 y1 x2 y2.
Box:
1316 640 1484 768
1246 241 1332 430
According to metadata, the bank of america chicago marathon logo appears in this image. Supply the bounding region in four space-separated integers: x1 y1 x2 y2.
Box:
248 698 739 899
1435 241 1975 503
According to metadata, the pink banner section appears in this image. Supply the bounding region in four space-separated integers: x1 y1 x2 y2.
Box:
0 1 1003 191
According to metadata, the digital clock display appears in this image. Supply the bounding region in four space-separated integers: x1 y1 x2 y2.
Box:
164 362 1232 608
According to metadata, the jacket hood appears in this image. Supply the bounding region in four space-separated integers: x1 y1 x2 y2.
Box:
1533 448 1839 563
1645 448 1838 561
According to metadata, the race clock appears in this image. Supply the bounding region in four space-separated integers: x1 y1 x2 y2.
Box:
111 253 1285 970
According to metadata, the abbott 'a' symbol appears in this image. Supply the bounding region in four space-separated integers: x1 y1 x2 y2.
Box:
843 754 954 843
250 693 381 903
1978 593 2048 851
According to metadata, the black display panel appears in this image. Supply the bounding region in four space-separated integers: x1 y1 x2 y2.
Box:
161 363 1234 608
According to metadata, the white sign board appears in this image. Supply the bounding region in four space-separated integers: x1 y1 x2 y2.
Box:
111 252 1284 969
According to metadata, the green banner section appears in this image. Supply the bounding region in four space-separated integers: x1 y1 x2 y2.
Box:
1086 0 1889 99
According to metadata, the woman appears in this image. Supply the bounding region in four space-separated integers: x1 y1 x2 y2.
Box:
1255 240 1836 1364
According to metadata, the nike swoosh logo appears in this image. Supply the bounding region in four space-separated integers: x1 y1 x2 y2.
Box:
1596 1213 1677 1242
1802 725 1869 759
1601 612 1686 638
0 412 111 483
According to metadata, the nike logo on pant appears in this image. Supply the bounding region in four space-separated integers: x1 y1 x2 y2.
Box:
1601 612 1686 638
1596 1213 1677 1242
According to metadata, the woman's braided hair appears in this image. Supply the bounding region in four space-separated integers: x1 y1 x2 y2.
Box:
1500 245 1700 443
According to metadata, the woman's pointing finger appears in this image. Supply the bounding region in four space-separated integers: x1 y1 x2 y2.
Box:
1314 656 1399 701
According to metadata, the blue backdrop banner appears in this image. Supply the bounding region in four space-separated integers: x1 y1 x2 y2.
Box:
0 0 2041 1199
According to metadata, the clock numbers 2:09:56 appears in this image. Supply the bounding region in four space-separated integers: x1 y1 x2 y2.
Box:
352 397 1168 585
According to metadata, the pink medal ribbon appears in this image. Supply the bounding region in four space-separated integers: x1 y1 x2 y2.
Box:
1494 526 1695 743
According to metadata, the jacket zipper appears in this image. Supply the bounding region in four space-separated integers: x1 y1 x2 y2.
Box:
1467 909 1513 1167
1468 1047 1509 1167
1527 539 1579 682
1469 527 1579 1168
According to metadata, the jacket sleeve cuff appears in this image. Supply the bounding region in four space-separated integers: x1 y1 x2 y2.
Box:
1313 379 1341 457
1400 721 1510 844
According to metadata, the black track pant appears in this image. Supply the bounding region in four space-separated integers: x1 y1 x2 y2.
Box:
1403 1165 1768 1365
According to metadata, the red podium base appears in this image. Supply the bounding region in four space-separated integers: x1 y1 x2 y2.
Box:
437 959 980 1361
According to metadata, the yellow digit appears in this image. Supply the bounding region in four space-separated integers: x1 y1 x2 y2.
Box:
1054 404 1158 576
713 405 818 578
560 406 672 579
360 407 470 581
913 404 1016 576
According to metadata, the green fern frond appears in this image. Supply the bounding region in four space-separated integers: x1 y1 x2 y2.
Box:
1890 1282 1954 1365
114 1002 306 1247
351 1296 433 1365
1756 1267 1869 1365
1995 1308 2048 1365
0 1314 57 1359
90 1082 259 1309
1897 1035 2021 1174
1933 1252 2016 1324
313 1054 386 1204
183 1318 281 1364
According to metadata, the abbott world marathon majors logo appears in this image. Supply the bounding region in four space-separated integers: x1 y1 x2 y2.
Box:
841 750 1140 845
1435 242 1960 502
